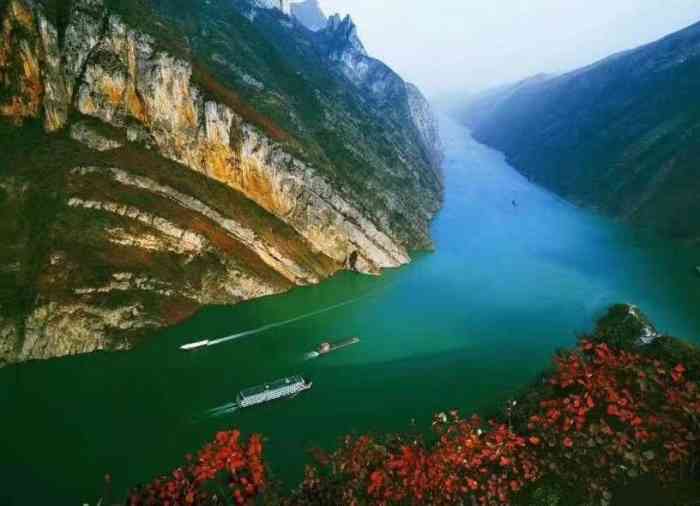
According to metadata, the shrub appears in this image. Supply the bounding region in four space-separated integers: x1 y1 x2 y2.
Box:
127 340 700 505
128 431 265 506
525 340 700 503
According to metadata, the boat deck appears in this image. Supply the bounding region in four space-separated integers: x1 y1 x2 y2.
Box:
239 375 306 398
237 375 310 408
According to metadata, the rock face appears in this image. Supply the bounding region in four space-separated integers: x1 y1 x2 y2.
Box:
251 0 287 11
290 0 327 31
591 304 661 348
314 13 444 177
316 14 392 100
0 0 443 366
460 21 700 242
70 122 123 151
406 83 444 171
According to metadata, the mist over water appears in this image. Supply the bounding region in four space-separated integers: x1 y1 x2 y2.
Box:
2 115 700 504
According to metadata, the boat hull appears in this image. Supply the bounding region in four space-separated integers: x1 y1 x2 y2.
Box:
180 340 209 350
237 376 312 408
317 337 360 355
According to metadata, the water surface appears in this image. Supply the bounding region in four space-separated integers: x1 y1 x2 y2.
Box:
2 116 700 504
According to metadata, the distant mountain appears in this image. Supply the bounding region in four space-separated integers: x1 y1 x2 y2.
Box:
461 73 554 128
0 0 443 365
460 21 700 241
290 0 327 31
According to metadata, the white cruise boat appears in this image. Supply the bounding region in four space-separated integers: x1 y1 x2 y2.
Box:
236 375 312 408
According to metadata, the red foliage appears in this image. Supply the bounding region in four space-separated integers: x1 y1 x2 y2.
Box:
526 341 700 500
292 342 700 505
128 431 265 506
126 342 700 505
292 414 542 506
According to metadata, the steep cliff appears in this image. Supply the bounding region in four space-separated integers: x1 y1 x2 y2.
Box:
460 21 700 241
0 0 443 365
314 13 443 174
406 82 443 171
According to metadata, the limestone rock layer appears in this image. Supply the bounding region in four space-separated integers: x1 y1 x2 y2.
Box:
0 0 443 365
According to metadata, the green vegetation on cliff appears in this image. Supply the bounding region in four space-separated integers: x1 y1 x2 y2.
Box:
460 21 700 242
0 0 443 365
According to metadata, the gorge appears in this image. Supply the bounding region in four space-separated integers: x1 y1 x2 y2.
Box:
0 0 442 365
2 2 700 505
459 20 700 243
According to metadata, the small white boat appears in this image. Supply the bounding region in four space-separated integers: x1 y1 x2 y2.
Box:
180 340 209 351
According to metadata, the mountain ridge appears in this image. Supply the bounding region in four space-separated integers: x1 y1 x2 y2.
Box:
289 0 327 31
459 20 700 241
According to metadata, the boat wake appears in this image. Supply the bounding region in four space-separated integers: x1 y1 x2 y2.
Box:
204 401 240 418
181 294 368 350
304 351 321 361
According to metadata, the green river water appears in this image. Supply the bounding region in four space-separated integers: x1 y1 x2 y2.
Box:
2 116 700 505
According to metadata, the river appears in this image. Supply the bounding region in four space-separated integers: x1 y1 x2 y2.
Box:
2 115 700 505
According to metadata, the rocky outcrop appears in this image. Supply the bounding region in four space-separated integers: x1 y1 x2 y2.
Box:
590 304 664 350
67 197 210 254
314 14 443 171
73 166 333 284
0 0 46 123
70 122 123 151
19 302 143 361
0 318 17 365
317 14 395 101
250 0 444 168
627 305 659 345
0 0 443 365
290 0 327 31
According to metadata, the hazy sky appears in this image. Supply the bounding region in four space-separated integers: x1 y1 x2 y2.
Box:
318 0 700 97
